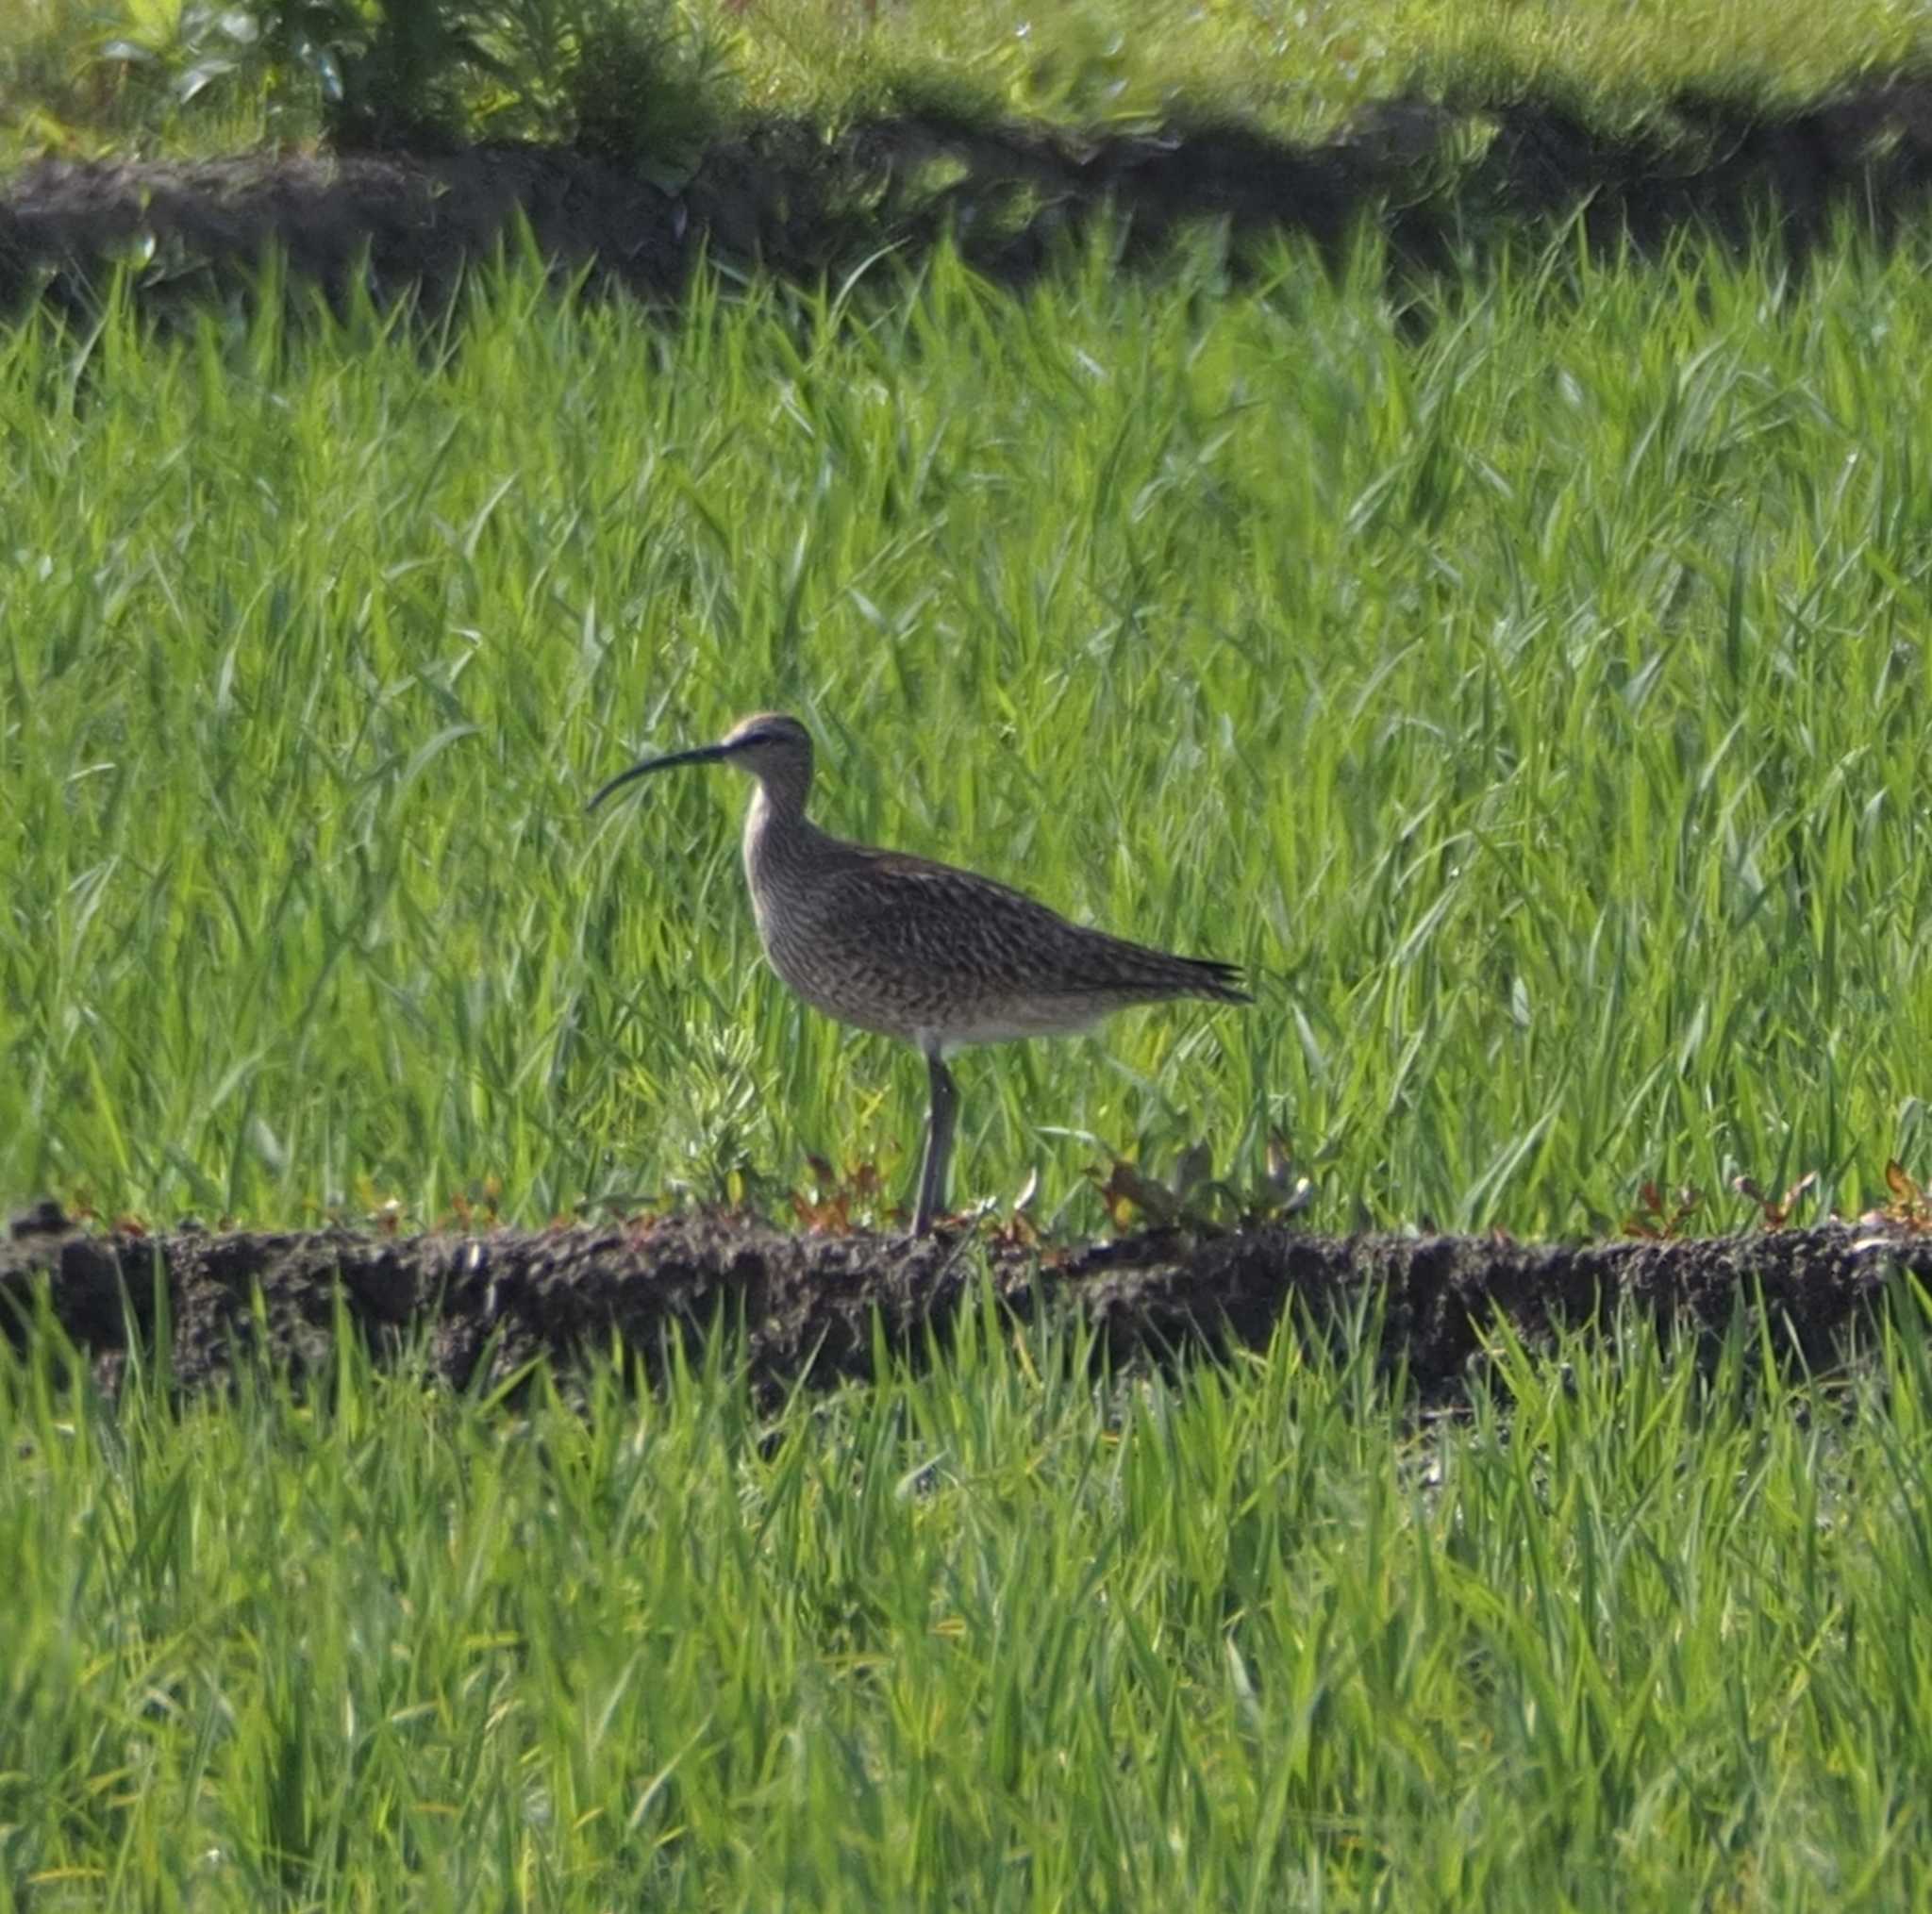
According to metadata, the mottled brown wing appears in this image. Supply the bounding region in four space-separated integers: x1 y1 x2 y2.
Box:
806 850 1247 1004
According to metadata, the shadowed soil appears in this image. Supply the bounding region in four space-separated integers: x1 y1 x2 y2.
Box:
4 1200 1926 1403
6 77 1932 322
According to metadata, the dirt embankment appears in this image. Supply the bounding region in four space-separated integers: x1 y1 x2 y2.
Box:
5 78 1932 320
3 1200 1925 1402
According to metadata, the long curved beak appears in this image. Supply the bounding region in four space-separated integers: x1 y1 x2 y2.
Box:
587 741 730 812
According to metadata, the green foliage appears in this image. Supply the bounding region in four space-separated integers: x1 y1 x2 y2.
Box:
25 229 1932 1229
256 0 508 148
3 1291 1931 1905
7 0 1931 165
247 0 728 153
0 0 274 154
549 0 726 169
8 231 1932 1234
720 0 1931 143
0 0 727 160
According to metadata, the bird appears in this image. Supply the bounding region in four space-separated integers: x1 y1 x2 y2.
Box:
589 712 1250 1235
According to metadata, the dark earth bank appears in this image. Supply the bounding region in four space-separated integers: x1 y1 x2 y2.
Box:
5 1201 1927 1404
7 77 1932 322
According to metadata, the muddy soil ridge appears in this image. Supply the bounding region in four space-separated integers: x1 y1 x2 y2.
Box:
4 1200 1927 1402
6 76 1932 321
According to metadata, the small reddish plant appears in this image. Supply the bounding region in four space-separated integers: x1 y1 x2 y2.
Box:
1731 1171 1820 1230
1623 1181 1702 1240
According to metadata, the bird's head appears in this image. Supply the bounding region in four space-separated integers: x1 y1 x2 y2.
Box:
588 710 814 811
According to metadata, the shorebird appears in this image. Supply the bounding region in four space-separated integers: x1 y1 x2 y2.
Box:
589 712 1250 1234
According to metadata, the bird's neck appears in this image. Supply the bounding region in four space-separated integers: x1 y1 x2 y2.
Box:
743 776 816 890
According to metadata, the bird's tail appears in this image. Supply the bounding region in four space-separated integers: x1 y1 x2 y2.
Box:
1180 955 1252 1005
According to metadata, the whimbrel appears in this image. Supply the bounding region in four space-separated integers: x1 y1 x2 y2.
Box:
590 712 1250 1234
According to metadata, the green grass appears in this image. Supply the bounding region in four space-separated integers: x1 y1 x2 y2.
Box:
726 0 1932 141
8 231 1932 1235
8 32 1932 1906
4 0 1929 167
4 1287 1931 1907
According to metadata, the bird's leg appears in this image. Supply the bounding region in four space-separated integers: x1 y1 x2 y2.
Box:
911 1051 957 1236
